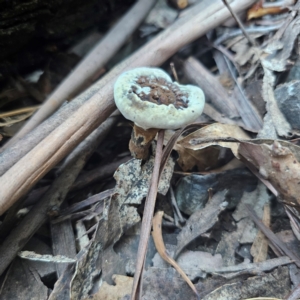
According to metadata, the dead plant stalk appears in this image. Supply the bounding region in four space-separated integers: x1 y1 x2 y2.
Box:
131 130 164 300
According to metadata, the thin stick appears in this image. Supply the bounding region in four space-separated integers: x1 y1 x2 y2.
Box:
0 0 257 216
183 56 238 118
170 62 179 83
4 0 156 150
222 0 257 47
170 186 185 223
131 130 164 300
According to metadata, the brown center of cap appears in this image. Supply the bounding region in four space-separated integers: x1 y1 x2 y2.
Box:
131 76 188 109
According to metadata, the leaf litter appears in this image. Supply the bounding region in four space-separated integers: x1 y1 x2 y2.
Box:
3 0 300 299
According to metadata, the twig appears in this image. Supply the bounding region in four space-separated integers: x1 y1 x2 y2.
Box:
246 205 300 268
222 0 257 47
170 187 185 224
214 24 283 45
0 99 87 176
170 62 179 83
0 114 118 276
131 130 164 300
0 105 40 119
223 56 263 131
4 0 156 149
183 56 239 118
152 211 199 299
23 157 128 207
0 0 258 216
250 203 270 263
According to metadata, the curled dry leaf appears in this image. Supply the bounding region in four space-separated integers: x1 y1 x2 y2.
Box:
247 0 288 20
175 123 250 171
238 140 300 208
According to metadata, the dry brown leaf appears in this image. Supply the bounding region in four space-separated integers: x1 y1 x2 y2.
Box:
0 258 48 300
176 144 220 171
174 124 250 171
247 1 287 20
88 275 133 300
239 140 300 208
250 203 270 263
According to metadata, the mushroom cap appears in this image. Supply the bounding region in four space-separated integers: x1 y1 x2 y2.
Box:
114 67 205 130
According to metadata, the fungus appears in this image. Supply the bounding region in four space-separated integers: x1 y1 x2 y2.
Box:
114 67 205 159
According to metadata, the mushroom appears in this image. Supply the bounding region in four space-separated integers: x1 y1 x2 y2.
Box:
114 67 205 159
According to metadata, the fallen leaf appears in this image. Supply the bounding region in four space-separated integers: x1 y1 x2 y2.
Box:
153 247 223 280
251 203 270 262
0 258 48 300
203 267 290 300
175 123 250 171
142 267 200 300
239 140 300 208
258 63 291 138
88 274 133 300
262 14 300 72
174 190 227 259
247 1 287 20
178 123 250 157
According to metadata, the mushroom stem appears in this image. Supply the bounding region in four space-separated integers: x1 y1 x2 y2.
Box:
129 125 159 159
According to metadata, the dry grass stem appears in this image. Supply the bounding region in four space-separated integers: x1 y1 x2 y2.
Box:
131 130 164 300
